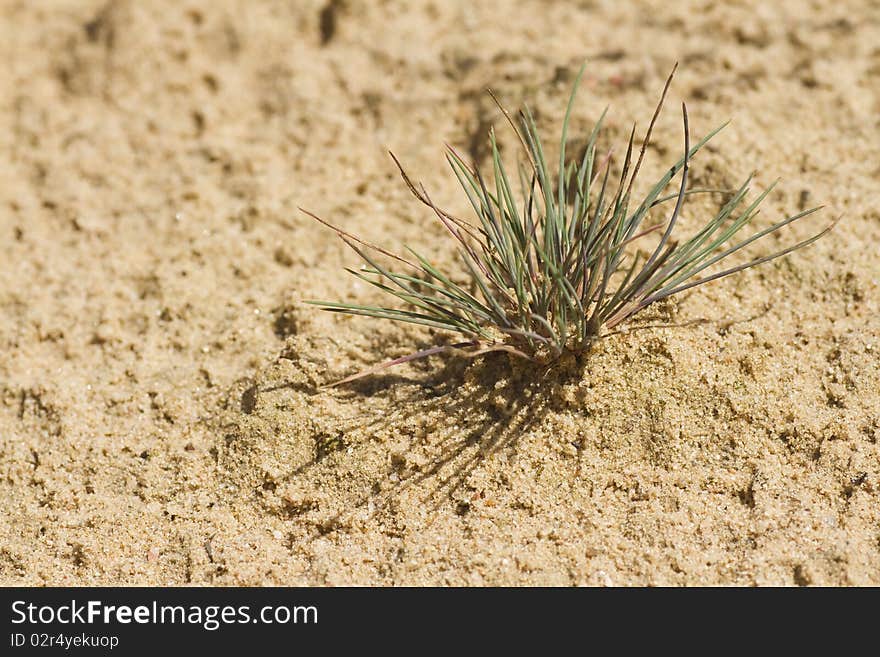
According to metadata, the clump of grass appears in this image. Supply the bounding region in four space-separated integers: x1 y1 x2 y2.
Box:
304 64 836 385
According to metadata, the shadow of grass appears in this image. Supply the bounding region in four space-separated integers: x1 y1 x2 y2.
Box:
304 351 585 528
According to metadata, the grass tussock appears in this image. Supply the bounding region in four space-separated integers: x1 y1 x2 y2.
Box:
305 64 836 385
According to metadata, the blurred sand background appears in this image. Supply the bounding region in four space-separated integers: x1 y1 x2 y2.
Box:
1 0 878 585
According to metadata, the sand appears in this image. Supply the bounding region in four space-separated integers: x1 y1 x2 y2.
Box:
1 0 878 586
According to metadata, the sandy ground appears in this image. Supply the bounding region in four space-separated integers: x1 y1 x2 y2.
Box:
1 0 878 586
